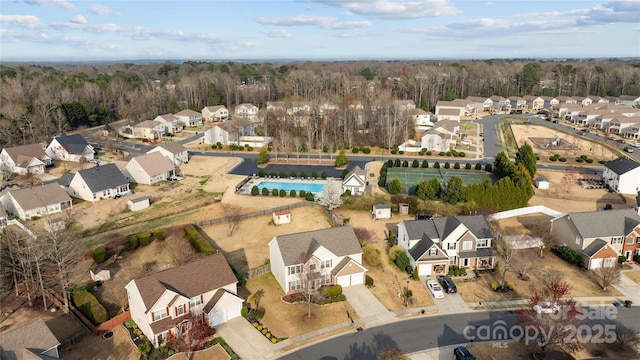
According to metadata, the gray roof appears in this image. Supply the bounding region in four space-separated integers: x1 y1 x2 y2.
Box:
274 226 362 266
458 248 494 258
581 239 608 257
76 163 128 192
157 142 187 154
0 318 60 360
403 215 492 241
409 234 437 260
565 208 640 238
130 196 149 204
53 171 74 187
373 203 390 210
7 183 71 211
605 157 640 175
54 133 90 155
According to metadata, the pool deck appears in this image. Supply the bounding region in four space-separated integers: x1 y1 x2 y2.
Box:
238 177 332 195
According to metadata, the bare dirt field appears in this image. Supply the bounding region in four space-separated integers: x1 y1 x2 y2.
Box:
491 213 552 235
511 124 620 165
61 325 139 360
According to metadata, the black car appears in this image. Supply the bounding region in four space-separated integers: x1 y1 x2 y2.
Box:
454 346 476 360
437 275 457 293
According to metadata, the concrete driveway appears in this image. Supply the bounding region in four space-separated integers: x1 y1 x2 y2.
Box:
216 317 276 360
421 277 470 315
342 284 395 326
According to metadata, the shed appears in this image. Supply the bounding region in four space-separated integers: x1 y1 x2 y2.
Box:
128 196 150 211
272 210 292 225
372 203 392 220
90 266 111 281
534 177 550 190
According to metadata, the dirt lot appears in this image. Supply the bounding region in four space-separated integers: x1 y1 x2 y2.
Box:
511 124 620 165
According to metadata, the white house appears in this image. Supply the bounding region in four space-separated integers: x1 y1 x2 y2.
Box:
372 204 391 220
409 108 435 129
0 143 51 175
465 96 493 112
133 120 165 140
128 196 150 211
153 114 184 134
67 163 131 202
123 152 175 185
0 183 72 220
269 226 367 293
602 156 640 194
523 95 544 111
272 210 292 225
342 166 367 195
435 100 467 120
619 95 640 108
204 126 232 146
175 109 203 127
0 318 61 360
147 142 189 167
125 254 243 347
202 105 229 123
45 134 94 162
397 215 495 276
234 103 259 119
420 119 459 152
542 96 559 109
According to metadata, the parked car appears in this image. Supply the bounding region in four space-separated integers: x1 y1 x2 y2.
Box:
630 143 640 148
454 346 476 360
624 146 634 153
479 132 484 137
537 109 549 115
533 300 561 314
437 275 457 293
426 280 444 298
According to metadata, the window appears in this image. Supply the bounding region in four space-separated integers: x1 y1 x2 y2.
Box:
289 280 301 291
477 239 489 248
627 237 634 244
575 236 581 245
637 236 640 244
320 260 331 269
176 304 185 316
321 274 331 285
462 241 472 250
288 265 302 275
447 243 456 250
429 248 438 256
309 263 317 271
611 237 623 245
189 296 202 308
153 308 168 321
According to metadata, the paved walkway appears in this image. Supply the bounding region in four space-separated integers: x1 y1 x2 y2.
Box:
342 284 396 327
215 317 277 360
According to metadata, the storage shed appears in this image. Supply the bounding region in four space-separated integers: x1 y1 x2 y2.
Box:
128 196 150 211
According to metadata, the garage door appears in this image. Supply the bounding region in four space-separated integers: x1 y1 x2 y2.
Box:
337 275 351 287
209 310 225 326
350 273 363 285
418 264 432 276
590 258 602 269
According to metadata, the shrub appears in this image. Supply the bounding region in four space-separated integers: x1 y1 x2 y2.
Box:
445 151 452 156
124 319 136 328
305 193 314 201
388 245 405 261
261 187 269 196
290 171 297 178
444 162 450 169
241 307 249 318
427 151 432 155
138 232 151 246
251 186 259 196
475 163 482 170
458 152 466 157
402 160 409 167
439 152 445 156
335 150 348 167
184 224 217 255
323 145 329 153
434 162 440 169
300 171 307 178
576 157 584 163
138 341 151 355
269 170 277 178
550 156 558 161
343 189 352 197
272 189 278 196
559 157 567 162
154 229 165 241
378 174 386 187
491 282 499 291
299 190 306 198
399 151 405 155
279 170 286 178
352 147 359 154
324 285 343 297
363 148 371 154
412 160 419 168
365 275 374 287
484 164 492 172
395 252 411 271
391 149 397 155
413 267 420 280
127 234 139 250
321 171 328 179
289 190 296 197
278 189 286 197
422 160 428 168
311 171 317 179
72 287 108 325
91 247 107 264
465 163 471 170
586 158 594 163
618 255 627 264
507 281 515 290
558 245 582 265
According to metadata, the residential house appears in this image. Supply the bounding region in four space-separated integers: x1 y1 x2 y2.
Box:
490 95 511 111
202 105 229 123
175 109 203 127
67 163 131 202
133 120 165 140
393 100 416 112
410 108 435 129
203 120 254 146
397 215 495 276
602 156 640 195
372 204 391 220
465 96 493 112
272 210 292 225
45 134 94 162
542 96 559 109
342 165 366 195
608 116 640 136
556 96 577 105
619 95 640 108
204 125 233 146
269 226 367 292
574 96 594 107
125 254 243 347
621 123 640 140
234 103 259 120
147 142 189 167
523 95 544 111
0 144 51 175
0 183 72 220
420 119 459 152
550 208 640 268
153 114 183 134
605 96 622 105
508 96 527 110
0 317 61 360
435 100 466 120
123 152 175 185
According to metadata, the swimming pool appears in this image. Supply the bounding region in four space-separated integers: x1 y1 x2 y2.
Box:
256 181 325 193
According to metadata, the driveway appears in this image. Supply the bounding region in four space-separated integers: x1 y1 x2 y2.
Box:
342 284 395 326
216 317 276 360
420 277 470 315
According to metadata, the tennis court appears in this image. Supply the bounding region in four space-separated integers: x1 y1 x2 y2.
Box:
387 167 496 194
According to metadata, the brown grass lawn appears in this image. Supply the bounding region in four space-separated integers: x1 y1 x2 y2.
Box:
468 340 638 360
457 248 621 303
623 270 640 286
491 213 552 235
243 273 357 339
466 342 539 360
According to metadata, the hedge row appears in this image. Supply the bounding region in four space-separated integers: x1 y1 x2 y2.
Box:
252 321 283 344
184 224 217 255
72 287 108 325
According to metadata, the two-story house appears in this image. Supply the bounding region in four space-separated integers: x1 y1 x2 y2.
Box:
202 105 229 123
0 183 72 220
153 114 184 134
465 96 493 112
67 163 131 202
175 109 203 127
125 254 243 347
269 226 366 293
0 318 61 359
234 103 259 120
397 215 495 276
550 208 640 268
133 120 165 140
523 95 544 111
0 143 51 175
602 156 640 195
146 142 189 167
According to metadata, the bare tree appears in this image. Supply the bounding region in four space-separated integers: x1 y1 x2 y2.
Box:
512 251 535 281
41 224 81 312
299 254 322 319
221 203 243 236
592 265 621 291
495 236 517 290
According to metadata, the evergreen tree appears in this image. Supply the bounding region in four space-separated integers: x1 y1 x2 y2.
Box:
388 177 403 195
494 151 514 178
442 176 465 204
515 143 537 179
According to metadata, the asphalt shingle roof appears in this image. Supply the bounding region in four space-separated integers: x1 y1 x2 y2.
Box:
566 208 640 239
3 144 47 167
274 226 362 266
409 234 436 260
157 142 187 154
605 157 640 175
582 239 608 257
130 152 174 176
7 183 71 211
76 163 128 192
54 134 90 155
0 318 60 360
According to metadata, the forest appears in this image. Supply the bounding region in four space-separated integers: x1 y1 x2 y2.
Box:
1 59 639 149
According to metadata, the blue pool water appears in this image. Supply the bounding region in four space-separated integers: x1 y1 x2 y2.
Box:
256 181 325 193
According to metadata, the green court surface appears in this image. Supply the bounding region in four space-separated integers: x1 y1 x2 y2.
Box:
386 167 495 194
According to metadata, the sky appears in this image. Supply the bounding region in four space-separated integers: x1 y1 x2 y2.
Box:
1 0 639 62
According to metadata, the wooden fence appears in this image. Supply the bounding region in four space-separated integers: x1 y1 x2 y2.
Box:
534 191 626 204
193 201 323 227
96 311 131 335
247 263 271 279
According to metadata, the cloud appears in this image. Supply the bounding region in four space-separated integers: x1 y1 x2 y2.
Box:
69 14 86 24
24 0 73 10
50 21 122 33
256 15 371 30
89 4 120 15
260 29 292 38
313 0 460 19
0 14 43 29
323 21 372 30
576 0 640 25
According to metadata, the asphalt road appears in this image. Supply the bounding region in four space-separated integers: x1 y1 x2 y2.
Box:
281 307 640 360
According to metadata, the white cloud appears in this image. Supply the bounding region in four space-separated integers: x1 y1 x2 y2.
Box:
90 4 120 15
260 29 292 38
313 0 460 19
69 14 86 24
0 14 43 29
24 0 73 10
257 15 371 30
